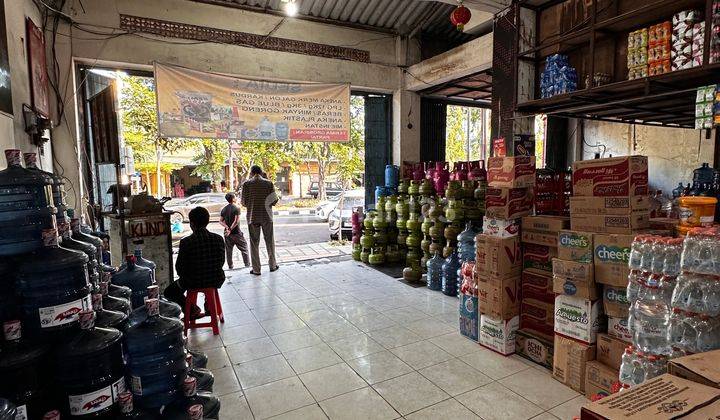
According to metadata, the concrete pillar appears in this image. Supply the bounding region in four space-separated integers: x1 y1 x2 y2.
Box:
392 89 421 165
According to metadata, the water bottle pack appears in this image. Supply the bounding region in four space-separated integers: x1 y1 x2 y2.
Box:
540 54 578 99
618 347 669 387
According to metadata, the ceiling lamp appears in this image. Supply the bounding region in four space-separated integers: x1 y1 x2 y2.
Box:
450 1 471 32
283 0 298 17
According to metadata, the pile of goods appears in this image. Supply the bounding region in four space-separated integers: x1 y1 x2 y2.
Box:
672 9 703 71
0 149 218 419
540 54 578 98
695 84 719 129
627 28 649 80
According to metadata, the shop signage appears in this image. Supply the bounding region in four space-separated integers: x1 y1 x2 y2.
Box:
154 63 350 142
127 217 167 238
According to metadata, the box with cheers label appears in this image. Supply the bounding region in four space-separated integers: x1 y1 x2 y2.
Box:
603 285 630 318
593 233 633 287
516 328 554 370
557 230 594 263
607 316 632 343
479 315 519 356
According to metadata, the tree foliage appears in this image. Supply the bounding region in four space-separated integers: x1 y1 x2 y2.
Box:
445 105 489 163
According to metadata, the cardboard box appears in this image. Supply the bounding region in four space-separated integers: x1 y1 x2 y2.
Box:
585 361 619 399
521 229 559 247
516 328 554 370
459 294 479 341
593 234 633 287
554 295 603 344
492 134 535 157
523 243 557 273
571 213 650 234
558 230 594 263
475 235 522 279
580 374 720 419
520 298 555 338
521 270 555 303
607 317 632 343
522 215 570 233
479 315 519 356
482 216 519 238
569 195 651 215
478 275 520 320
668 350 720 388
553 276 600 300
553 334 596 394
487 156 536 188
485 188 534 220
603 285 629 318
571 155 649 197
552 258 594 282
597 333 627 371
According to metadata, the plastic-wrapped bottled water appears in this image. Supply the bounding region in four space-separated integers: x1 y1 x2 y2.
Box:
618 346 635 385
630 352 646 386
632 280 670 354
628 235 648 270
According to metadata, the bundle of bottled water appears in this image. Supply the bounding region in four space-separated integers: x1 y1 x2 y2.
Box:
539 54 578 99
621 229 720 388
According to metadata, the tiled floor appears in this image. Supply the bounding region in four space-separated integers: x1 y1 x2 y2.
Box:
186 259 588 419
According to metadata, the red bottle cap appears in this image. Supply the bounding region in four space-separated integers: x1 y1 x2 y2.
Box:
78 310 95 330
43 410 61 420
145 298 160 316
4 149 21 166
91 293 103 311
183 376 197 397
147 285 159 299
99 281 109 295
42 229 59 247
3 320 21 341
101 271 112 283
126 255 137 264
188 404 203 420
118 391 133 413
23 152 38 168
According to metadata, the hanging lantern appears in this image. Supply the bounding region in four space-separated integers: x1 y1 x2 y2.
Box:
450 2 471 32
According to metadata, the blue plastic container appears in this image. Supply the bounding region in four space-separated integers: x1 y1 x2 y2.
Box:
457 222 478 263
15 229 90 340
69 214 103 264
0 149 56 256
441 251 461 297
124 299 188 409
385 165 399 189
127 286 181 329
54 310 125 418
161 376 220 419
119 248 157 283
59 219 100 286
426 251 443 291
24 152 68 224
91 292 128 332
0 261 18 323
112 255 153 309
99 279 132 316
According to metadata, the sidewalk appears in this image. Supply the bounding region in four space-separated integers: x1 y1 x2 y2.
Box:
228 241 352 267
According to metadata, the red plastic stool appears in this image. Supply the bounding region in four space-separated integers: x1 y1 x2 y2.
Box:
184 288 225 335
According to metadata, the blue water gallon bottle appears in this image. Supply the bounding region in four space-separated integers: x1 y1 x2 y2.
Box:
385 165 399 189
112 256 153 309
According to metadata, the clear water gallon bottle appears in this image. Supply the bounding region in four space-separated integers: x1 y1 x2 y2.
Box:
0 149 56 256
23 152 67 224
456 221 477 263
441 251 461 297
187 346 208 370
426 251 443 291
0 320 51 419
14 229 90 340
161 377 220 419
54 310 125 418
112 256 153 309
124 299 187 409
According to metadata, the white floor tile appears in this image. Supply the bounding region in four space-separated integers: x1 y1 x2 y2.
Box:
245 377 315 419
372 372 449 415
319 387 399 420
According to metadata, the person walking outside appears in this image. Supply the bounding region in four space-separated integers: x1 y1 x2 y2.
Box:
241 165 279 275
164 207 225 317
220 192 250 269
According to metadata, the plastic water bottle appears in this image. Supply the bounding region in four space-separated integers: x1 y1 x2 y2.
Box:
639 236 656 273
59 219 100 286
695 315 720 353
618 346 635 385
663 238 683 277
161 377 220 419
124 299 187 409
632 278 670 354
441 251 461 297
650 238 667 275
117 392 158 419
644 355 667 380
119 247 157 283
186 354 214 392
127 286 181 329
426 251 443 291
0 320 51 419
112 256 153 309
23 152 67 224
631 352 646 385
456 222 477 263
99 280 131 316
101 272 132 301
91 292 128 332
54 310 125 418
15 229 91 340
628 235 647 270
69 215 103 264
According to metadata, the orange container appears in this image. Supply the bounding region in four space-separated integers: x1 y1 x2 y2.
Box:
679 196 718 227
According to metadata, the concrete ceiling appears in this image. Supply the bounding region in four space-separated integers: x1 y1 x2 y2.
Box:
197 0 502 40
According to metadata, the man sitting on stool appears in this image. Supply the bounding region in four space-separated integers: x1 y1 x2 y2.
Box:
165 207 225 318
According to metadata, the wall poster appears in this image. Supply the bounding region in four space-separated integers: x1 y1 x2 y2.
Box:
154 62 350 142
27 17 51 118
0 2 11 116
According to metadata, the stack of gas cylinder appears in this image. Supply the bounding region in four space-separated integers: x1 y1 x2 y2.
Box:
0 150 219 419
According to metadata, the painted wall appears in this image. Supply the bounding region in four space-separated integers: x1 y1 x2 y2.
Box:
0 0 52 170
582 121 716 195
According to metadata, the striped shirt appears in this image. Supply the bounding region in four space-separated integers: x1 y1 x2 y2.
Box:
241 176 278 224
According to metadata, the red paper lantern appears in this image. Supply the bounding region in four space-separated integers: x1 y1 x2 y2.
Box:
450 2 471 32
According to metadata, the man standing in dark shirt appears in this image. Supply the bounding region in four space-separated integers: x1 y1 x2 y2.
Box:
220 192 250 269
165 207 225 317
241 165 279 275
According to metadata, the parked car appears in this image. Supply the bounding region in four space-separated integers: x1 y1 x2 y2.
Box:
328 193 365 240
308 181 343 199
315 188 364 222
164 193 228 224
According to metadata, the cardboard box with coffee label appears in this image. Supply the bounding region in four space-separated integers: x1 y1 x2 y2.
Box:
479 315 519 356
571 213 650 234
487 156 536 188
668 349 720 388
478 275 520 320
523 243 557 273
569 195 651 215
553 334 596 393
571 155 648 197
558 230 594 263
597 333 627 371
554 295 603 344
482 216 519 238
520 298 555 337
516 328 554 370
485 188 534 220
553 276 601 300
593 233 633 287
492 135 535 157
521 229 559 247
475 235 522 279
580 374 720 420
521 270 555 303
459 294 479 341
585 360 618 399
607 316 632 343
603 285 629 318
522 215 570 233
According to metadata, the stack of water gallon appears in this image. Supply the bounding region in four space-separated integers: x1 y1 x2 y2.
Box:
0 150 220 419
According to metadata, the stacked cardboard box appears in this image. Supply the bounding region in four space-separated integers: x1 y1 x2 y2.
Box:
516 215 568 369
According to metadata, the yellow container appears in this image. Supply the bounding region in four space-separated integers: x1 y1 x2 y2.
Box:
679 196 717 227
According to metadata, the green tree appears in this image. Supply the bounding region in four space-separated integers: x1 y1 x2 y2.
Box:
192 139 228 186
446 105 467 163
120 76 184 195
